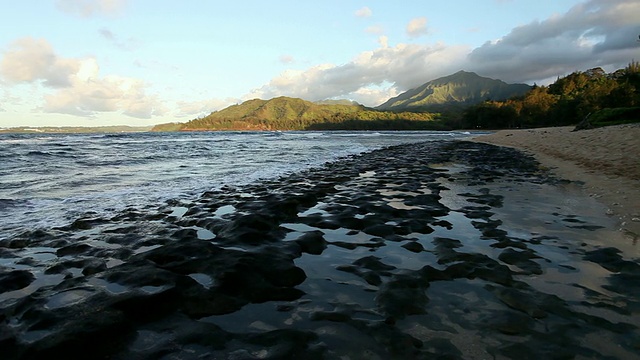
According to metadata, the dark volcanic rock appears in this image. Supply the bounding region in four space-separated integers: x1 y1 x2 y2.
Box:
0 270 35 292
376 273 430 318
295 230 327 255
498 248 543 275
401 241 424 253
2 140 637 359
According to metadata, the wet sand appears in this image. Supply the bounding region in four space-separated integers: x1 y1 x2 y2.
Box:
473 124 640 238
1 140 639 359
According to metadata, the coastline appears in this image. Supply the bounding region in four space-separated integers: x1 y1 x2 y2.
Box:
2 139 639 358
472 124 640 238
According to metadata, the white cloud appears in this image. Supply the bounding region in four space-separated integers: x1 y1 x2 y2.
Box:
465 0 640 83
41 58 167 118
406 17 429 38
245 41 468 106
245 0 640 108
355 7 372 18
0 37 165 119
378 36 389 48
1 38 79 87
349 86 400 108
56 0 127 17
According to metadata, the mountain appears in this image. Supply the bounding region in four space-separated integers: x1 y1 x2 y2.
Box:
376 70 532 112
178 96 365 131
154 96 443 131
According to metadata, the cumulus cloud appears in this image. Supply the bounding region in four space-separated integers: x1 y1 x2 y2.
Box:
1 38 79 87
247 0 640 107
56 0 127 17
406 17 429 38
466 0 640 83
41 59 167 118
0 37 165 118
355 7 372 18
246 41 468 106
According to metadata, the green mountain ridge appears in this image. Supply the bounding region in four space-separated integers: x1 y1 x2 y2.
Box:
376 70 532 111
166 71 533 131
164 96 442 131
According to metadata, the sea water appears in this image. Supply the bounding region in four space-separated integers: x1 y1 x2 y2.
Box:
0 130 476 240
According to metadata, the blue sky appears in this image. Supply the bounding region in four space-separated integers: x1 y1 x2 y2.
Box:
1 0 639 127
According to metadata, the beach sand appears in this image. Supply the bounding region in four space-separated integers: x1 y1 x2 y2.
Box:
473 124 640 237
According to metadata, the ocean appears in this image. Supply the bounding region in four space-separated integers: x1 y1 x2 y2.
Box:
0 130 475 241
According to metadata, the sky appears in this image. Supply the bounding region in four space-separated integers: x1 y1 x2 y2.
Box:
0 0 639 128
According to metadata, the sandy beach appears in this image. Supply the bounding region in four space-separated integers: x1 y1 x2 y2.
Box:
473 124 640 237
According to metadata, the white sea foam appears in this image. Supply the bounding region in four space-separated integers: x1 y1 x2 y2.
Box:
0 130 477 240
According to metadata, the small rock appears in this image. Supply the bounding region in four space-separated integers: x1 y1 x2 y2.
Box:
0 270 35 292
401 241 424 253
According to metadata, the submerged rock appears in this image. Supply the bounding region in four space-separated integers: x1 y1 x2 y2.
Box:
1 140 638 359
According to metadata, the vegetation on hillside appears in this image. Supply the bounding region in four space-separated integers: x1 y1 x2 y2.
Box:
154 97 446 131
461 62 640 129
376 70 531 112
150 63 639 132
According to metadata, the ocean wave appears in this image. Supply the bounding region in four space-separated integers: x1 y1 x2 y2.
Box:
1 131 480 239
0 198 28 210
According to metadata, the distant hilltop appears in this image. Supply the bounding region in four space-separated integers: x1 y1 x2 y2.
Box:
376 70 532 112
152 70 533 131
157 96 443 131
5 64 636 133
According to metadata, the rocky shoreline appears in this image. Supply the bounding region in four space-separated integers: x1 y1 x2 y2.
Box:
1 140 639 359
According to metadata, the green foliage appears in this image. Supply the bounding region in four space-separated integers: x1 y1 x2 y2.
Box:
168 97 442 131
156 63 640 132
587 107 640 127
462 63 640 129
377 70 531 111
151 122 185 132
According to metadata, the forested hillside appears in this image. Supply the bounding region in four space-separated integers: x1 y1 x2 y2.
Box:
157 97 446 131
461 62 640 129
151 63 640 132
377 70 531 112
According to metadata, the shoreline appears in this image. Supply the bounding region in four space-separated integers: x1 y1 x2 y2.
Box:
472 124 640 238
1 139 639 358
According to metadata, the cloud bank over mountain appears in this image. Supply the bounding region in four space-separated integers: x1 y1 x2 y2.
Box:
466 0 640 84
247 0 639 108
0 0 638 126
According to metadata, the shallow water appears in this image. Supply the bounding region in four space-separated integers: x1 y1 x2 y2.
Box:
1 138 638 359
0 131 476 240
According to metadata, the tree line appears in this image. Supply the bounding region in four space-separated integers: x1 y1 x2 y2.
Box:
460 62 640 129
177 109 445 131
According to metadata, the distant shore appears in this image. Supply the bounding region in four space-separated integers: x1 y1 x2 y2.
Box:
472 124 640 237
0 125 153 133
